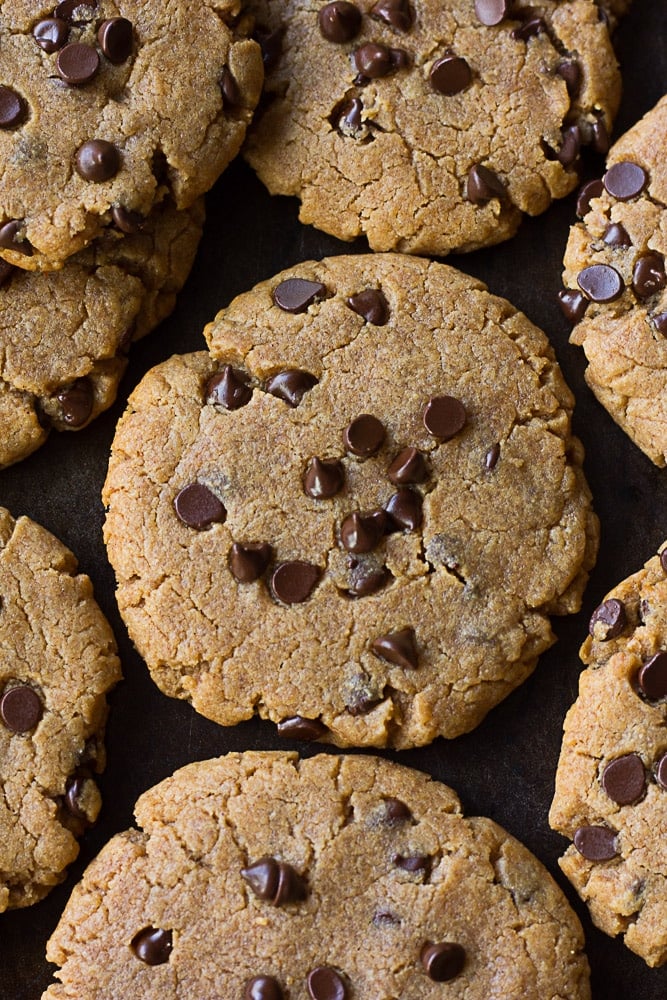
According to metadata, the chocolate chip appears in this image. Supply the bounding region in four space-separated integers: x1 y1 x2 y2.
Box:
97 17 133 63
373 909 401 927
589 598 626 641
388 447 427 485
385 488 422 531
205 365 252 409
558 289 588 324
276 715 327 740
474 0 507 25
64 776 88 820
303 457 345 499
245 976 284 1000
346 288 389 325
577 264 624 303
307 967 347 1000
229 542 272 583
56 378 94 427
655 753 667 790
353 43 407 79
573 825 618 861
637 651 667 701
661 549 667 575
604 161 648 201
241 857 307 905
576 178 604 218
420 942 466 982
632 253 666 299
0 219 32 256
511 17 545 41
603 223 631 248
331 96 364 136
466 164 506 204
55 0 96 22
271 561 321 604
343 414 385 456
601 754 646 805
273 278 326 313
255 26 283 72
0 87 26 128
131 927 173 966
347 564 390 597
56 43 99 84
484 442 500 470
423 395 466 440
370 0 414 31
0 685 42 732
556 125 581 168
111 204 143 234
340 510 387 553
383 797 412 823
346 689 382 716
653 312 667 336
591 119 610 156
265 369 318 407
372 627 418 669
0 260 14 287
174 483 226 530
220 66 241 110
75 140 120 182
430 55 472 95
556 60 581 98
318 2 361 43
394 853 431 874
33 17 69 52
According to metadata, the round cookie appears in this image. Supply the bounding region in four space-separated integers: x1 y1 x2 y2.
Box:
550 544 667 968
243 0 620 255
559 95 667 467
0 198 203 469
43 751 591 999
0 507 121 910
103 254 598 749
0 1 262 270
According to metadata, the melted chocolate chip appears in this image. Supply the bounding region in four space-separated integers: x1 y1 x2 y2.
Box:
354 42 407 79
603 222 631 248
484 442 500 470
511 17 545 41
591 119 610 156
273 278 326 313
131 927 173 966
474 0 507 25
271 561 321 604
588 598 626 641
0 219 32 256
653 311 667 336
56 42 100 84
637 651 667 701
220 66 241 110
318 2 361 43
371 0 413 31
341 510 387 553
656 753 667 790
430 55 472 95
111 204 143 233
388 446 427 485
343 414 385 456
307 967 347 1000
265 369 318 407
33 17 69 52
573 825 618 861
229 542 272 583
205 365 252 409
241 857 307 905
56 378 94 427
372 627 418 669
75 140 120 182
97 17 133 63
64 776 89 819
423 395 466 440
576 178 604 218
604 161 648 201
347 564 390 597
632 253 666 299
346 288 389 325
245 976 284 1000
467 164 506 204
0 87 26 128
601 754 646 805
383 797 412 823
420 942 466 982
385 488 422 531
55 0 95 22
303 457 345 499
556 60 581 98
0 685 42 732
558 289 588 324
276 715 327 741
174 483 226 530
577 264 623 303
331 96 364 137
556 125 581 168
395 853 431 874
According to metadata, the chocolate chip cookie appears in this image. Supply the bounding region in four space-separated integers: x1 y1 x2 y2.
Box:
0 507 120 910
103 254 598 749
559 95 667 467
0 1 262 270
243 0 620 255
550 544 667 967
43 751 591 999
0 198 203 469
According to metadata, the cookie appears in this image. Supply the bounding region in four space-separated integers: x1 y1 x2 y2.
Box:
0 198 203 469
103 254 598 749
43 750 591 999
0 507 121 910
243 0 620 255
559 95 667 467
550 544 667 967
0 1 262 270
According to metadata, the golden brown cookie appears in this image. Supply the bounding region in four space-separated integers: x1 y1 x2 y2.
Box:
103 254 598 749
43 751 591 999
550 544 667 967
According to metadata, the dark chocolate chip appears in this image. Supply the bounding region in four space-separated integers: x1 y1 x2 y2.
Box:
653 312 667 336
307 967 347 1000
0 685 42 732
661 549 667 574
340 510 387 553
576 178 604 218
556 60 581 98
303 457 345 499
318 2 362 43
656 753 667 790
229 542 272 583
387 446 427 485
273 278 326 313
33 17 69 52
577 264 623 303
604 161 648 201
430 55 472 95
423 395 466 440
56 42 100 84
383 797 412 823
131 927 173 966
632 253 666 299
385 488 422 531
220 66 241 110
241 857 307 905
55 0 96 22
603 222 631 248
588 598 626 641
346 288 389 325
637 651 667 701
276 715 327 741
64 776 89 820
420 942 466 982
394 853 431 874
56 378 94 427
331 96 364 136
255 26 283 72
205 365 252 409
0 260 14 287
354 42 406 79
601 754 645 805
474 0 507 26
271 561 321 604
556 125 581 168
265 369 318 407
558 289 588 324
372 627 418 669
75 140 120 182
111 204 143 234
343 414 385 456
512 17 546 41
591 119 610 156
97 17 133 63
573 825 618 861
245 976 284 1000
347 565 390 597
346 688 382 716
370 0 414 31
484 442 500 470
466 164 506 204
0 219 32 256
0 87 26 128
174 483 226 530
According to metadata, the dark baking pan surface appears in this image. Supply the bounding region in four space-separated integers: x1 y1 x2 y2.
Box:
0 3 666 997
